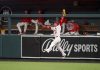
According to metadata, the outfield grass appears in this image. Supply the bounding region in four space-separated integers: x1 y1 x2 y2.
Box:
0 61 100 70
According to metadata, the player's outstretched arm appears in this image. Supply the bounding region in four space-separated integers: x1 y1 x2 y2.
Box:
60 9 67 26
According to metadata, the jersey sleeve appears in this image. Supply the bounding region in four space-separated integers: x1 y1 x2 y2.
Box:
51 27 55 30
59 16 67 26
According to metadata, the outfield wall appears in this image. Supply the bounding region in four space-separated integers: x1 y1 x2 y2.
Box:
0 35 100 60
0 36 2 57
21 35 100 60
0 35 21 58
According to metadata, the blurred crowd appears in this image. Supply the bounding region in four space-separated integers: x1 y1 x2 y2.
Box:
0 6 100 35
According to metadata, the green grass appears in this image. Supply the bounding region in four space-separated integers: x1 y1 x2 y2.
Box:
0 61 100 70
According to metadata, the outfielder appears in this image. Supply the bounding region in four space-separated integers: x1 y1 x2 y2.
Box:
44 9 67 57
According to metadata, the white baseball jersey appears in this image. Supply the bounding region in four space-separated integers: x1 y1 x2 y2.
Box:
51 24 61 38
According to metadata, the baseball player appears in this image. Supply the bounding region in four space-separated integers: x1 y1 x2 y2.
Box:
44 9 67 57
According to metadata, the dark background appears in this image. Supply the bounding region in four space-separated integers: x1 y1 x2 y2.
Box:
0 0 100 13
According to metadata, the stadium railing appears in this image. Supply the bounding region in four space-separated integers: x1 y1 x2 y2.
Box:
0 14 100 35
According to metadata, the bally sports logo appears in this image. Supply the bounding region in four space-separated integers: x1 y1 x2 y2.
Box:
41 38 98 56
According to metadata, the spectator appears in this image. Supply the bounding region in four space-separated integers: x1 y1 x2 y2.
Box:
32 10 52 26
65 20 80 35
31 10 45 26
16 10 32 35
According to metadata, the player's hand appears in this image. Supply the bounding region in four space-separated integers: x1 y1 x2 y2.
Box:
62 9 67 17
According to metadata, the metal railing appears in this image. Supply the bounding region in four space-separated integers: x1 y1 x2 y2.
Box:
0 14 100 34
